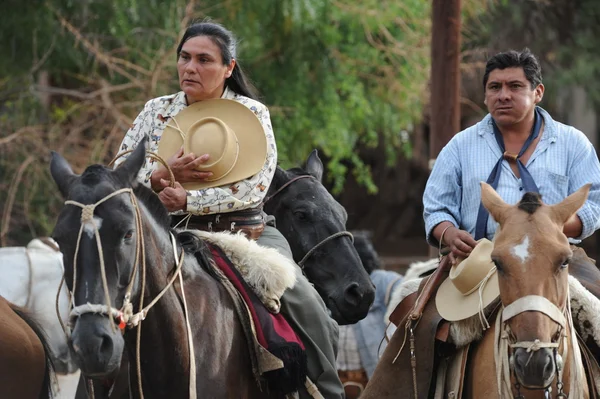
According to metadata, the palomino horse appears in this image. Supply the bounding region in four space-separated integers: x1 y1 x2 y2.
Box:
50 140 280 398
0 295 53 398
265 149 375 325
466 183 590 398
0 238 80 398
363 183 594 399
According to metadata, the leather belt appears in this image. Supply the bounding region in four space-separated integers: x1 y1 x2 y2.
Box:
171 207 265 240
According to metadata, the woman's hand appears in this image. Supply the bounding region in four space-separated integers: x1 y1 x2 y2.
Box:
151 147 212 191
157 180 188 212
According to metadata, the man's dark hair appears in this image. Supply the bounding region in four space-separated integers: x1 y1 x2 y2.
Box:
482 48 542 91
352 230 381 275
177 21 259 100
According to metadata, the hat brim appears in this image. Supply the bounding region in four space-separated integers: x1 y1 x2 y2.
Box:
435 270 500 322
156 99 267 190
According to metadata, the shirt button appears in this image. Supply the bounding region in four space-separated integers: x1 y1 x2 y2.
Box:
519 187 523 191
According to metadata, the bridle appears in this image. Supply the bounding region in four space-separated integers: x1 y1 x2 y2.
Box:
263 174 354 269
495 291 584 398
56 151 197 399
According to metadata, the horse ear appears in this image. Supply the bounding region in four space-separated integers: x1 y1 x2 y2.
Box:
50 151 77 198
550 183 591 225
480 182 510 225
114 138 148 186
305 149 323 181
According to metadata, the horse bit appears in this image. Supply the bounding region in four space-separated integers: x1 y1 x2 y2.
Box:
263 174 354 269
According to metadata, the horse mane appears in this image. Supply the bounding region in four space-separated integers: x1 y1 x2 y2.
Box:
132 183 172 231
518 192 543 214
286 167 311 177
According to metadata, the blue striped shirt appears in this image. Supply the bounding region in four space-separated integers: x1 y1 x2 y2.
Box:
423 107 600 246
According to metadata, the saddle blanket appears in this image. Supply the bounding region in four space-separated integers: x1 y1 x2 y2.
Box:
387 274 600 350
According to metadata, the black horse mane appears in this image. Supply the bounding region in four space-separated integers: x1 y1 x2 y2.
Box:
286 167 311 177
132 183 173 230
352 230 381 275
518 192 543 214
79 165 173 231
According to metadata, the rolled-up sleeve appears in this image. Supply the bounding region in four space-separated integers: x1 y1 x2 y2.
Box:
423 140 462 247
567 129 600 240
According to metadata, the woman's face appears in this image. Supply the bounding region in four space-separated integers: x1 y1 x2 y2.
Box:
177 36 235 104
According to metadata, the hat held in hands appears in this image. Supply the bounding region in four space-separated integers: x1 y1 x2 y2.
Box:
157 99 267 190
435 238 500 322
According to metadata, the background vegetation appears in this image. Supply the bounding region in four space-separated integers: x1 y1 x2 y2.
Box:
1 0 599 252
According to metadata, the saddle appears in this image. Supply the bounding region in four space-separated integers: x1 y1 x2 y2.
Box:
387 247 600 398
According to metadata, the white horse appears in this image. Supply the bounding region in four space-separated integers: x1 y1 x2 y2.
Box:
0 237 80 398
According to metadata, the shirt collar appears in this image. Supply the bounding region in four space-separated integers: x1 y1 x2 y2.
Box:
477 106 557 142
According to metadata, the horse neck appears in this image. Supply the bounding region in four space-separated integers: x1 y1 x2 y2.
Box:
124 207 192 396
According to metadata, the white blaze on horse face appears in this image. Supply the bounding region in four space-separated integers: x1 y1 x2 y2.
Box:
83 216 103 238
511 235 530 269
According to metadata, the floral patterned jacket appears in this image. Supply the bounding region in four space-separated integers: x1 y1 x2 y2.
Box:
114 87 277 216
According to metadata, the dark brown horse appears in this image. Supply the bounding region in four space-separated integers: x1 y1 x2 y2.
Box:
0 296 53 398
50 140 278 398
265 150 375 325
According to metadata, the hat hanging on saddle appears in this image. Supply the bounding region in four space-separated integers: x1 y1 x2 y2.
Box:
435 238 500 322
157 99 267 190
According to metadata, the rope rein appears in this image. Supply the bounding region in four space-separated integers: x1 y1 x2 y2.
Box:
263 174 354 269
298 231 354 269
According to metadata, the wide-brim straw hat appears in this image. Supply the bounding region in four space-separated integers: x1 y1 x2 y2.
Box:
157 99 267 190
435 238 500 322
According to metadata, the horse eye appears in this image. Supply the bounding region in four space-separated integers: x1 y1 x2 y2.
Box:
560 258 571 269
123 230 134 240
294 211 307 221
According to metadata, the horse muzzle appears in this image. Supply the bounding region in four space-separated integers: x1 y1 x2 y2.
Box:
328 282 375 325
512 347 556 389
70 313 124 377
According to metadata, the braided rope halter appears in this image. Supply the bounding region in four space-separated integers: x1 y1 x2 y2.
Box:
494 292 584 398
56 151 197 399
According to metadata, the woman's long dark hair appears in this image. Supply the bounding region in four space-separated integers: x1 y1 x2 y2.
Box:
177 21 260 100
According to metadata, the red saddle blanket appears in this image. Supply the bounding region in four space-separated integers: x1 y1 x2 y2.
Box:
208 243 307 396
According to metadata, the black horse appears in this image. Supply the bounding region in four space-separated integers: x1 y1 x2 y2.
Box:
51 141 278 398
265 150 375 324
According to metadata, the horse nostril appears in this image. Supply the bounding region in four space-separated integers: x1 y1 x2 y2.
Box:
99 333 114 359
343 282 364 307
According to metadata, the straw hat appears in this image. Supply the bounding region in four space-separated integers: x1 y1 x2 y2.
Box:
157 99 267 190
435 238 500 322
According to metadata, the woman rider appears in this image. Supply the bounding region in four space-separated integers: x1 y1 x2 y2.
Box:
115 21 343 399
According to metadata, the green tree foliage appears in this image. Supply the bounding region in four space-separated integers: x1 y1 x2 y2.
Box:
0 0 433 244
463 0 600 109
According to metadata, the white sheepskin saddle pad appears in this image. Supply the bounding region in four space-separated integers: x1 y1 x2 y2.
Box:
386 272 600 349
183 230 297 314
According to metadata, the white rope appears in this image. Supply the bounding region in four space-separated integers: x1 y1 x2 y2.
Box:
493 292 585 398
477 266 497 330
64 187 196 399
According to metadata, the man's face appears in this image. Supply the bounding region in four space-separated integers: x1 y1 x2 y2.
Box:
484 67 544 127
